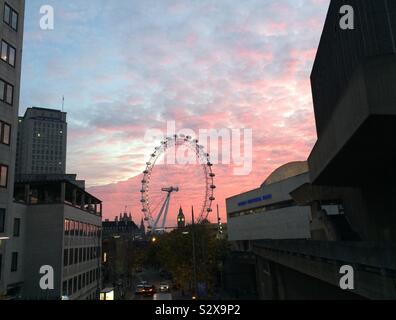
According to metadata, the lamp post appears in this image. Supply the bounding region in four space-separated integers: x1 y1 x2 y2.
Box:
191 206 198 299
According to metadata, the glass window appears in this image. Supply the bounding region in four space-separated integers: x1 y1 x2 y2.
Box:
79 248 82 263
1 41 7 61
73 277 77 294
0 81 4 101
63 249 68 267
78 275 81 290
0 208 5 233
5 83 13 104
11 252 18 272
9 45 15 66
68 279 72 296
62 281 67 297
0 165 8 187
0 41 15 67
73 248 77 264
3 4 10 24
11 11 17 30
13 218 20 237
2 122 10 145
69 247 74 265
1 122 11 145
70 220 75 236
3 4 18 31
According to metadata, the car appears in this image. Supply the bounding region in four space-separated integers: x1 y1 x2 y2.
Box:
135 284 146 295
142 285 156 297
159 283 170 292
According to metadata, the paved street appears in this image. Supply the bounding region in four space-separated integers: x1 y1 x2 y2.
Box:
128 268 191 300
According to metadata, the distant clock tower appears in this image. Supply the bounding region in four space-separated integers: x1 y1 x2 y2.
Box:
177 207 185 229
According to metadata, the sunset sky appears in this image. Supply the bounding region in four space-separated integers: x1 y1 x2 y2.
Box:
20 0 330 224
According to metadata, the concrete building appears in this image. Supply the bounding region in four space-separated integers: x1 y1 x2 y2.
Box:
226 161 311 248
16 107 67 175
13 175 102 300
309 0 396 241
223 1 396 300
0 0 24 298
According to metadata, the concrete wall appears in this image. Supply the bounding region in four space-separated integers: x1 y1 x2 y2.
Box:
23 204 64 299
228 206 311 241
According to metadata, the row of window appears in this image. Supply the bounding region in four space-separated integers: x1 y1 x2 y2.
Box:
63 246 100 267
0 120 10 145
0 164 8 188
63 268 100 297
0 208 21 235
4 2 18 31
64 219 101 238
1 39 15 67
34 122 64 129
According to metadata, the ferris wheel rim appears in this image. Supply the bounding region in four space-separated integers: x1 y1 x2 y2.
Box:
140 134 215 227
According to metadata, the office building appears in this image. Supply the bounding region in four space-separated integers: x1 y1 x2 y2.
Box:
13 175 103 300
0 0 24 298
16 107 67 175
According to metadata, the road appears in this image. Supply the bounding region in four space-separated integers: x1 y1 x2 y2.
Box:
129 268 190 300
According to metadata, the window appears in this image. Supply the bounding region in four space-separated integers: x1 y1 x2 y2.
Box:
1 40 16 67
74 248 78 264
79 248 82 263
0 79 13 105
69 247 73 265
0 254 2 280
73 277 77 294
0 208 5 233
0 164 8 188
11 252 18 272
68 279 72 296
63 249 68 267
62 281 67 297
3 3 18 31
13 218 20 237
0 121 11 145
78 275 81 290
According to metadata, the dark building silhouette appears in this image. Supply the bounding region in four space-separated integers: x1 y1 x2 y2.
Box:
177 207 185 229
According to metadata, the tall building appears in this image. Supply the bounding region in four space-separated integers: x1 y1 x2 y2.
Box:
0 0 25 298
16 107 67 175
